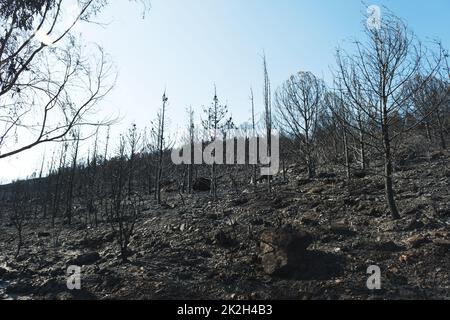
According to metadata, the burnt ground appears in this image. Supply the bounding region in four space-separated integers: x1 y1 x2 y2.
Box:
0 152 449 300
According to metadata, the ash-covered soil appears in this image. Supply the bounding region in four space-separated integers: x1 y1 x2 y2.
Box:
1 153 449 300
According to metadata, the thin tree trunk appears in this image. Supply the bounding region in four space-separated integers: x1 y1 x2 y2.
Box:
425 120 433 144
188 163 193 194
66 136 80 226
436 108 447 150
250 88 257 190
343 128 351 180
16 230 23 258
305 132 315 179
382 100 400 220
157 93 168 204
188 109 194 194
211 163 217 201
357 113 367 171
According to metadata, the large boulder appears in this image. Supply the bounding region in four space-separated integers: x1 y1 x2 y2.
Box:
193 178 211 191
260 228 313 276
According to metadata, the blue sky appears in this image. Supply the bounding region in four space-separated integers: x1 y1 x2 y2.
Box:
84 0 450 133
1 0 450 183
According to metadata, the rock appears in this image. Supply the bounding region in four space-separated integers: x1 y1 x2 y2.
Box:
161 202 176 209
356 202 366 211
433 239 450 249
223 209 233 216
193 178 211 191
404 220 425 231
5 281 35 295
56 292 74 300
353 170 367 179
344 198 358 206
250 217 264 226
1 270 18 281
36 279 67 296
231 197 248 206
69 252 101 266
300 218 318 226
438 207 450 217
259 228 313 275
214 230 238 248
388 273 409 286
38 232 51 238
271 197 286 209
429 150 447 160
329 223 357 237
296 178 311 187
382 219 417 232
308 186 325 194
373 241 405 252
256 175 272 183
102 232 115 243
207 213 219 220
367 207 383 217
405 235 431 249
79 234 113 249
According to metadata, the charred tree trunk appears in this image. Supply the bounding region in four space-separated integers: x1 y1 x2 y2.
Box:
343 127 351 180
436 108 447 150
66 134 80 226
156 92 168 204
382 98 401 220
357 112 367 171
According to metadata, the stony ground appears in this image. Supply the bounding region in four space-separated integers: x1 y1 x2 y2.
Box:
0 152 449 300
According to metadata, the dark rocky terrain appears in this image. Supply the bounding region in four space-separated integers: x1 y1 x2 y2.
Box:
1 151 449 300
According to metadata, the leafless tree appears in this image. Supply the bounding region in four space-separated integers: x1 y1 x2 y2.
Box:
325 89 352 180
127 123 141 196
409 75 449 150
155 92 168 204
42 147 57 219
105 135 143 263
250 87 258 189
103 125 111 162
186 107 195 194
262 54 273 191
10 181 31 257
65 129 80 225
51 141 68 227
141 126 155 195
275 71 325 179
83 128 100 227
202 86 232 201
0 0 116 160
335 10 443 219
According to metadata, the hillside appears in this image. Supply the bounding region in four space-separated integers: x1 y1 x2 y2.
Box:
1 150 449 300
